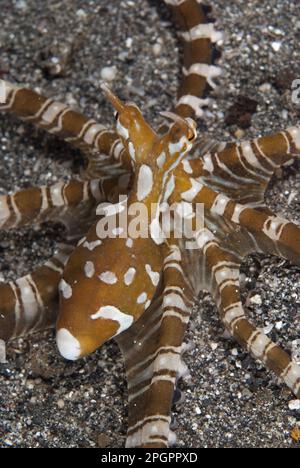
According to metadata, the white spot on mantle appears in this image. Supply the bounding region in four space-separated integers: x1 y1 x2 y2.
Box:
90 305 133 335
99 271 118 284
124 268 136 286
84 261 95 278
59 279 72 299
145 264 160 286
137 164 153 201
83 240 102 251
137 292 147 304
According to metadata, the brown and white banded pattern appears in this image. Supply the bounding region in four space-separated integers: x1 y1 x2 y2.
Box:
165 0 222 119
0 243 73 342
117 241 195 448
0 81 131 178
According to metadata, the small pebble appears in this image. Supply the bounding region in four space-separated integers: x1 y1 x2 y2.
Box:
288 400 300 411
210 342 218 351
250 294 262 305
234 128 245 139
271 41 282 52
100 66 117 82
259 83 272 93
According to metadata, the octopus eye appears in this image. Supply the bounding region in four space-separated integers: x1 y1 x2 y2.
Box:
187 129 195 141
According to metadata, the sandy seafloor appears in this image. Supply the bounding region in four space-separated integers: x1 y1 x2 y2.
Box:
0 0 300 448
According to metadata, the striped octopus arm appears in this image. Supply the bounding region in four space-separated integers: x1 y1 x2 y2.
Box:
199 124 300 205
165 0 222 119
174 168 300 268
0 243 73 343
0 177 119 231
169 167 300 399
225 204 300 267
0 176 124 343
0 81 130 178
116 242 196 448
201 235 300 399
0 0 221 177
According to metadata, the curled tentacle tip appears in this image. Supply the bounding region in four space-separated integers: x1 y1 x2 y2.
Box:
159 110 181 122
160 111 197 133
